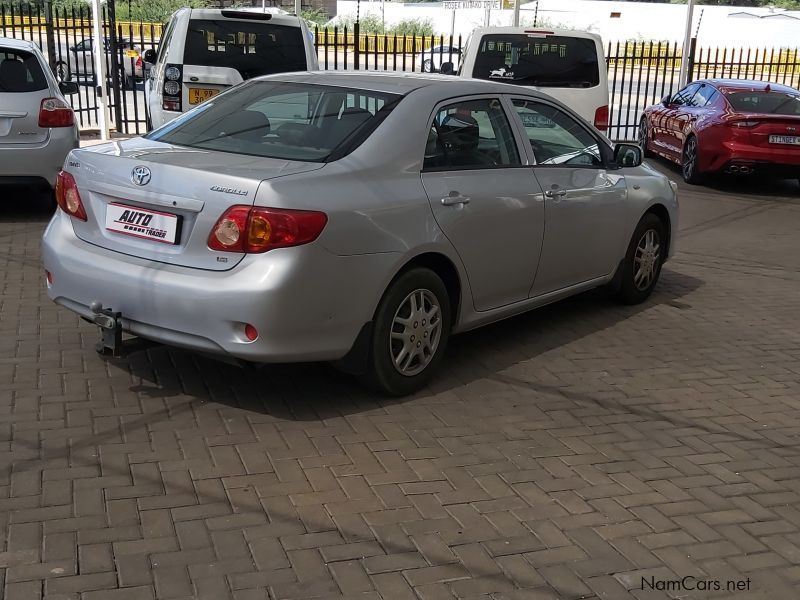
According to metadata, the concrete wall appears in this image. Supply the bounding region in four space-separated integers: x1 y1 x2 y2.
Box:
334 0 800 49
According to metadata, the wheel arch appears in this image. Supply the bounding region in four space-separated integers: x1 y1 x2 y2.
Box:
644 203 672 259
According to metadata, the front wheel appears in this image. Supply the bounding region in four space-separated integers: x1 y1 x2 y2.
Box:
422 59 433 73
682 135 703 184
361 268 451 396
616 213 666 305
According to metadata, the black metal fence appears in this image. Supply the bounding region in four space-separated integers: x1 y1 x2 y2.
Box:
3 3 799 140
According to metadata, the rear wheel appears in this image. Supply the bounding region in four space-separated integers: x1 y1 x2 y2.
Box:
638 117 653 157
422 59 433 73
616 213 666 305
55 61 70 83
360 268 451 396
682 135 703 184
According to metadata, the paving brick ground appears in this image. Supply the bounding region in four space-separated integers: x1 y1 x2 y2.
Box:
1 166 799 600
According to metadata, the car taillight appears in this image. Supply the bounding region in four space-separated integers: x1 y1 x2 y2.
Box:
728 120 760 128
162 63 182 112
208 205 328 254
136 56 142 68
594 105 609 131
55 170 87 221
39 97 75 128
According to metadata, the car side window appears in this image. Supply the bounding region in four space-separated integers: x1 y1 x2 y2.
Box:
423 98 521 170
671 83 701 106
511 99 603 167
691 85 717 108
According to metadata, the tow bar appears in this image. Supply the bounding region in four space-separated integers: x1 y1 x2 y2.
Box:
90 302 123 357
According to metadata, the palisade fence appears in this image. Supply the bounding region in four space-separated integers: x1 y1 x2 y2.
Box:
2 2 800 140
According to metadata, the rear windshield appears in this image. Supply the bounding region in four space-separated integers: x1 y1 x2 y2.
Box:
147 80 401 162
471 34 600 88
183 19 307 80
0 47 47 92
725 91 800 116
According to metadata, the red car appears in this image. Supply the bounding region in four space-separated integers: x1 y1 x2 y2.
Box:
640 79 800 184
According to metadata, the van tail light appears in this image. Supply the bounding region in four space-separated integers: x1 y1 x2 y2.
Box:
208 205 328 254
594 105 609 131
55 170 87 221
162 63 182 112
39 97 75 128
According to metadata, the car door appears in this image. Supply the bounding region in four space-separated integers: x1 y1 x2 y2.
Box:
420 96 545 312
660 83 701 158
508 98 628 297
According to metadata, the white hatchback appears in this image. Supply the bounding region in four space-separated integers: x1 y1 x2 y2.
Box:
458 27 610 133
144 8 318 129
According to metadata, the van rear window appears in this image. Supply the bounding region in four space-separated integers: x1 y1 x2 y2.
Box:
471 34 600 88
0 47 47 92
183 19 307 80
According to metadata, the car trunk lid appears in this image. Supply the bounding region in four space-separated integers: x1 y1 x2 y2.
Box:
0 91 50 145
67 137 324 271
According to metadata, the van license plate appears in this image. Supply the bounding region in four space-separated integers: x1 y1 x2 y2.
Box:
189 87 219 105
105 202 180 245
769 135 800 145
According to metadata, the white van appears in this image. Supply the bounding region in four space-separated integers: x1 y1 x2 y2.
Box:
144 8 318 129
457 28 609 132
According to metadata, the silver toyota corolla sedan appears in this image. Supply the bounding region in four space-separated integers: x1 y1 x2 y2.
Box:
42 71 678 395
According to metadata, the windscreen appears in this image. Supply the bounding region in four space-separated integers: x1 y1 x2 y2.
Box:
0 47 47 92
183 19 307 80
471 34 600 88
725 91 800 116
147 80 401 162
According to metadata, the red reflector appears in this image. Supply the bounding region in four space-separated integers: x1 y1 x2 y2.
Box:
244 324 258 341
55 170 88 221
136 56 143 68
208 205 328 254
39 97 75 128
163 98 181 112
594 105 609 131
45 270 53 285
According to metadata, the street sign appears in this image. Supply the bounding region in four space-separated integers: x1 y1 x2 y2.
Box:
443 1 500 9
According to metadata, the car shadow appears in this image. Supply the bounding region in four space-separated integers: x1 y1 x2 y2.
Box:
110 268 705 420
648 158 800 198
0 185 56 223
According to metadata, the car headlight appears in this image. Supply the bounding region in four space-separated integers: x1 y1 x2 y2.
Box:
163 80 180 96
165 66 181 81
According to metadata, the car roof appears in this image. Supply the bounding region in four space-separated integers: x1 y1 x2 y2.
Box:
469 27 602 42
700 78 799 94
0 36 38 51
187 8 304 27
253 70 555 98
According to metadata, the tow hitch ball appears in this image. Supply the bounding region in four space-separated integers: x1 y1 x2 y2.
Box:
90 301 123 357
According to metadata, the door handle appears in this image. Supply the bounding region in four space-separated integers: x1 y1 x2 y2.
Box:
544 188 567 198
441 193 470 206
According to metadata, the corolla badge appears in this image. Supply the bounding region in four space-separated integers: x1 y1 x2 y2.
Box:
131 165 151 186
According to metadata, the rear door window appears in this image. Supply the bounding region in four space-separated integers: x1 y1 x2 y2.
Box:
0 47 47 92
183 19 307 80
471 34 600 88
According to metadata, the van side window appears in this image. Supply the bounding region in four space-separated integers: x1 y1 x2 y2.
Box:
156 17 177 64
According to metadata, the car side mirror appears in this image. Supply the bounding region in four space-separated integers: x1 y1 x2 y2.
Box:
59 81 79 95
439 61 455 75
143 48 156 64
661 94 671 107
614 143 643 168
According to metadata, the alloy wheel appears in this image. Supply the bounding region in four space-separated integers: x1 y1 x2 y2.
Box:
422 59 433 73
683 138 697 181
633 228 661 291
638 119 649 153
389 288 442 377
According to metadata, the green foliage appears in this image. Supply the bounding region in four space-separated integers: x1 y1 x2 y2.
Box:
330 13 435 36
389 17 434 37
668 0 800 7
301 8 329 28
113 0 211 24
331 13 386 33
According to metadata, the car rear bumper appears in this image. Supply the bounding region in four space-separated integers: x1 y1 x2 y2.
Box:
706 140 800 175
42 210 399 363
0 127 78 188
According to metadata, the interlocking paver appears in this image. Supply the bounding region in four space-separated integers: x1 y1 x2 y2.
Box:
2 174 800 598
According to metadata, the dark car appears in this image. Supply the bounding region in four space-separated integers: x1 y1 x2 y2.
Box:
639 79 800 184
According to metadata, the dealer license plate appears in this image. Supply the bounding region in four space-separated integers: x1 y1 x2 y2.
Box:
105 202 181 245
188 87 219 105
769 135 800 145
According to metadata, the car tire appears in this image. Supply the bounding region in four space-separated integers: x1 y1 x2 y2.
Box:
123 72 133 90
55 60 70 83
615 213 666 305
638 117 654 158
360 268 451 396
422 59 433 73
682 135 703 184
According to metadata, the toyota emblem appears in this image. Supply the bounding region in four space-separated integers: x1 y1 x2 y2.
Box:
131 165 151 186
